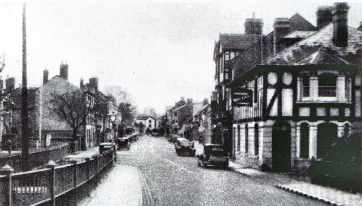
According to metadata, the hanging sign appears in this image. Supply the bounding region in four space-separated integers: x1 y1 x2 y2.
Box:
232 88 253 107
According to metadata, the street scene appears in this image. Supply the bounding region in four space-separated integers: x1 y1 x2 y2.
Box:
0 0 362 205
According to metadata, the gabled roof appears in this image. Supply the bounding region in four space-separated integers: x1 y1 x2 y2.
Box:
266 24 362 65
289 13 317 31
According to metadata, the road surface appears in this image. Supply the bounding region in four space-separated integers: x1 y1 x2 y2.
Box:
114 135 326 206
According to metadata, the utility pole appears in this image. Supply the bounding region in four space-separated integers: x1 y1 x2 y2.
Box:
21 3 29 171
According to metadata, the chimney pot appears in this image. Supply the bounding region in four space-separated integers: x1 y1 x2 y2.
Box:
5 77 15 92
273 18 291 54
43 69 49 85
59 63 68 80
332 2 350 47
89 77 98 91
244 18 263 35
317 6 333 29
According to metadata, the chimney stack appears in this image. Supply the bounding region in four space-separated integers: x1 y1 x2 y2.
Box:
244 18 263 35
5 77 15 92
80 78 84 89
332 2 350 47
273 18 291 54
43 69 49 85
59 63 68 80
317 6 333 29
89 77 98 91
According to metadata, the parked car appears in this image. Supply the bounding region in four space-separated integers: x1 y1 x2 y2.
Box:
99 142 116 154
116 137 130 150
151 128 161 137
197 144 229 169
168 134 178 143
175 137 195 156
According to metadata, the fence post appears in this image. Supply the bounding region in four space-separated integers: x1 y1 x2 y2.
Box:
70 160 78 205
0 164 14 206
85 158 90 180
92 154 98 174
47 160 57 206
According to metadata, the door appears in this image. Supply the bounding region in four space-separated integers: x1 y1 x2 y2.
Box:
272 121 291 172
317 123 338 160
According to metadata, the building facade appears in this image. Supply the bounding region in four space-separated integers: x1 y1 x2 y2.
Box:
228 2 362 172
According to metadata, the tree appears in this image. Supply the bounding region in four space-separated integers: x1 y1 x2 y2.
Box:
118 102 136 125
49 90 96 144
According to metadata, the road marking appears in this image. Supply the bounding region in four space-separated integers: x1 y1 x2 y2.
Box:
162 159 194 175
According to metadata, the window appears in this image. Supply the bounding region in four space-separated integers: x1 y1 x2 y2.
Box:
302 76 310 97
343 123 350 137
318 73 337 97
300 123 309 159
245 124 249 154
237 125 241 152
254 124 259 155
254 80 258 103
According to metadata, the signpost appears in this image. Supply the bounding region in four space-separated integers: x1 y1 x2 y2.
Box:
231 88 252 107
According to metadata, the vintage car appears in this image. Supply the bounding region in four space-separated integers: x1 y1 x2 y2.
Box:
99 142 116 154
197 144 229 169
174 137 195 156
116 137 131 150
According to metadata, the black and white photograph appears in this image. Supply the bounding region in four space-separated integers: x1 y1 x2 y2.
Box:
0 0 361 205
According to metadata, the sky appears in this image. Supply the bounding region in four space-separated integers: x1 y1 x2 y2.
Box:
0 0 361 114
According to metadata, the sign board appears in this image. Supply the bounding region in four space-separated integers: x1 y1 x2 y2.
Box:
232 88 253 107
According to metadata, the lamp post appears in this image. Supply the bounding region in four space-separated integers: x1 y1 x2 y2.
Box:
21 4 30 171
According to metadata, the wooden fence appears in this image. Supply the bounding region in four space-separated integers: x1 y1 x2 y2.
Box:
0 149 115 206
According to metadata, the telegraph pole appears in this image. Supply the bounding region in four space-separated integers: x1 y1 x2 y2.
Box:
21 3 29 171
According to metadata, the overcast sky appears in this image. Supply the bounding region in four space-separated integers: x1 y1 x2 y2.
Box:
0 0 361 114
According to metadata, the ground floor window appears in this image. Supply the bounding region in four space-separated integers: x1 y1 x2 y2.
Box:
300 123 309 158
237 125 241 152
245 124 249 154
254 124 259 156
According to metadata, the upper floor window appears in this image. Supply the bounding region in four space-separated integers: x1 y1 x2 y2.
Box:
302 76 310 97
318 73 336 97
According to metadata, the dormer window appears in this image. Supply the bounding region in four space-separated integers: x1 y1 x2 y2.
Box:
318 73 337 97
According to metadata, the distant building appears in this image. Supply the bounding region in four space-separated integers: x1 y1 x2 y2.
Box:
135 115 157 130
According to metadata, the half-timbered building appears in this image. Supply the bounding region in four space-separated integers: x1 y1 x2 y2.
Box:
229 2 362 171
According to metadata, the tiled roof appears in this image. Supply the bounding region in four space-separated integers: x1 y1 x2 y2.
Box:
266 24 362 65
218 34 261 50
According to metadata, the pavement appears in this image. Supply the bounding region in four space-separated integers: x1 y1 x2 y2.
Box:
228 161 362 206
78 165 143 206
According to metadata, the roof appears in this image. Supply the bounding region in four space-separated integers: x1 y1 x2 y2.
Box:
214 34 261 58
266 24 362 65
284 31 316 39
289 13 317 31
